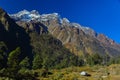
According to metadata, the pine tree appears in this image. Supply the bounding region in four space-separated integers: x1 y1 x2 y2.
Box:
19 57 30 69
32 55 43 69
7 47 21 78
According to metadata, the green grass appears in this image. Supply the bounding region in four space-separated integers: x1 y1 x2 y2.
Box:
1 64 120 80
32 64 120 80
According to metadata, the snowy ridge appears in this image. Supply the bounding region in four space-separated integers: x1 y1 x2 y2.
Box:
40 13 60 21
10 10 60 22
10 10 40 21
10 10 95 35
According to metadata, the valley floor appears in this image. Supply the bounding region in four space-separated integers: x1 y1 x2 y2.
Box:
0 64 120 80
34 64 120 80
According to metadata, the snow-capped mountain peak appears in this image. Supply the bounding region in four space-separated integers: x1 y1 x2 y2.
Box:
10 10 61 22
41 13 60 21
10 10 97 37
30 10 40 15
17 9 30 16
10 10 41 21
62 18 70 23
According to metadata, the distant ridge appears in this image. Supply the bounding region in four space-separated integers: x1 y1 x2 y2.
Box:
10 10 120 57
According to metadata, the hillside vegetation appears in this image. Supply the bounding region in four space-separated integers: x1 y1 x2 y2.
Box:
0 8 120 80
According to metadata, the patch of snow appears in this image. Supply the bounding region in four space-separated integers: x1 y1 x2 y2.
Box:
62 18 70 23
41 13 59 19
30 10 40 15
71 23 81 28
14 10 30 17
29 14 40 18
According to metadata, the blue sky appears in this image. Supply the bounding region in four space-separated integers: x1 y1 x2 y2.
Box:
0 0 120 43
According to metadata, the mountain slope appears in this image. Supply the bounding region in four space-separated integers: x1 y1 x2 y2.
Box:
0 8 83 70
0 7 120 79
0 8 32 54
10 10 120 57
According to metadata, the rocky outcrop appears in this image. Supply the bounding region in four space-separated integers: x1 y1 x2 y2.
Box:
10 10 120 57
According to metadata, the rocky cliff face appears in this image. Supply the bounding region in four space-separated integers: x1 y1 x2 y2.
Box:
10 10 120 57
0 8 32 57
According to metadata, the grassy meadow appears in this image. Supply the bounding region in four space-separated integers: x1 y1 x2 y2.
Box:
33 64 120 80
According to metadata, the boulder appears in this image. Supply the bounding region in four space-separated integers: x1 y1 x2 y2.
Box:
80 71 91 76
80 71 87 76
